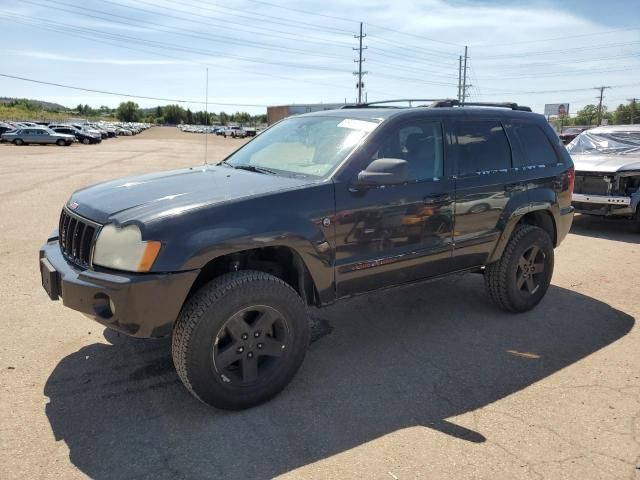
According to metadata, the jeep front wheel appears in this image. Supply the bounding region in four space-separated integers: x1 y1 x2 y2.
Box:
172 270 310 409
484 225 554 312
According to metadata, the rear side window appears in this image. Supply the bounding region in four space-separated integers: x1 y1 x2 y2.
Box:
450 121 511 174
510 122 558 166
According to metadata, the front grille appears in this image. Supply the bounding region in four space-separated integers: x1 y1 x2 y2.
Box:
59 209 99 267
574 175 610 195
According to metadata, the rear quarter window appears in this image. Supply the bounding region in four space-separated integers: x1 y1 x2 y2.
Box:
449 120 512 174
509 122 558 167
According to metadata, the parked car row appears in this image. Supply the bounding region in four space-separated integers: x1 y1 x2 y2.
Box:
178 124 259 138
0 121 151 146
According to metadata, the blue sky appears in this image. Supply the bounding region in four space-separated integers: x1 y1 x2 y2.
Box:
0 0 638 115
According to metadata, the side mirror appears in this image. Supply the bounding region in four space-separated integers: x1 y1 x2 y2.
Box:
356 158 409 186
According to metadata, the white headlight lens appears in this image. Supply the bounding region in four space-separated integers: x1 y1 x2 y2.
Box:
93 224 160 272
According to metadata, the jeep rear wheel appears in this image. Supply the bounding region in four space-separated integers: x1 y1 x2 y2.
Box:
172 270 310 409
484 225 554 312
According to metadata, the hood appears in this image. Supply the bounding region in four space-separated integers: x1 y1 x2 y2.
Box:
68 165 314 225
571 154 640 173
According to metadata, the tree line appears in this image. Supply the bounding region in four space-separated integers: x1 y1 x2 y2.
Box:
115 101 267 125
553 100 638 127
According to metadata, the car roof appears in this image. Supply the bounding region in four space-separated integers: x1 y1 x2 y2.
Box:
300 106 544 123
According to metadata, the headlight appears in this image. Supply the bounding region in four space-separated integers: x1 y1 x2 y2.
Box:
92 224 161 272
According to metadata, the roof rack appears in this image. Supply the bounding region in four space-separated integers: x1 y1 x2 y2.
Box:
341 99 442 109
430 99 532 112
342 98 532 112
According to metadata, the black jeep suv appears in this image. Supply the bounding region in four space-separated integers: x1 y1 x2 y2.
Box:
39 100 575 409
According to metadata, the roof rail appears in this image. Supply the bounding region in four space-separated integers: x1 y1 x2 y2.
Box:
431 99 532 112
341 98 532 112
341 99 442 109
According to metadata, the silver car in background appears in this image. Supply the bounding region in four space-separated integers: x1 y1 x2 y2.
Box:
1 127 75 146
567 125 640 230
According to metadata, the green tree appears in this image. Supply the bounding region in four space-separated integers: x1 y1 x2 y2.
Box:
574 104 600 126
162 104 186 124
156 106 163 118
219 111 229 125
613 104 631 125
116 101 142 122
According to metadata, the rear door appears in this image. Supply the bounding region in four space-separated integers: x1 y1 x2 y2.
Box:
446 118 515 269
503 120 569 210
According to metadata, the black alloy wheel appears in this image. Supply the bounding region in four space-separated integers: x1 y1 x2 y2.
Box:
213 305 290 385
515 245 546 295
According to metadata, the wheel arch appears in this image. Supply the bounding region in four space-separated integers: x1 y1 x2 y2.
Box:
186 245 321 307
488 206 558 264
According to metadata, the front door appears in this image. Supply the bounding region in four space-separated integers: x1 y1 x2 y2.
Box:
334 118 454 297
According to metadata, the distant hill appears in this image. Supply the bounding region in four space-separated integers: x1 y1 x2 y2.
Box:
0 97 69 111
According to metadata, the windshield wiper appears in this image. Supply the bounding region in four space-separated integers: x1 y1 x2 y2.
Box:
231 164 277 175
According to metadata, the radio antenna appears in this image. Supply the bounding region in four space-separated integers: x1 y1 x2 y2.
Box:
204 67 209 165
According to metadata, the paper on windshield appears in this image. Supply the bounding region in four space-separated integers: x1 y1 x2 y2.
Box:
337 118 377 132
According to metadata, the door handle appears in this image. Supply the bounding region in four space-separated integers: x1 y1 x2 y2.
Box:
504 182 526 193
423 194 452 206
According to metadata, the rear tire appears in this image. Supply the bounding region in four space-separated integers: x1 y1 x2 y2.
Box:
484 225 554 313
172 270 310 409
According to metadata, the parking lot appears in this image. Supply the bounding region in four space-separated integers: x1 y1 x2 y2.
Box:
0 127 638 479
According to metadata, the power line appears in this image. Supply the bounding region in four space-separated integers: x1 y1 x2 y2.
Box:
474 26 640 47
0 73 269 107
474 40 640 60
1 13 351 74
23 0 350 62
250 0 462 48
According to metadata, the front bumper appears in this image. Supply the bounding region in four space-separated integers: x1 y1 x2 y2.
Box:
572 193 634 217
39 232 199 338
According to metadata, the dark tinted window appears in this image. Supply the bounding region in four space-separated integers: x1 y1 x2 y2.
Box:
370 120 443 181
450 121 511 174
511 122 558 166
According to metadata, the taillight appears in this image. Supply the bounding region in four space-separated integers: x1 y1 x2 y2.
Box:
567 167 575 193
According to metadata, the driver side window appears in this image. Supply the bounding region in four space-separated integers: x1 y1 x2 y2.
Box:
370 120 443 181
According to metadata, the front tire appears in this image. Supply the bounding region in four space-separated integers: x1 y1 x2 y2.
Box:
14 139 24 146
484 225 554 312
172 271 310 409
56 139 65 146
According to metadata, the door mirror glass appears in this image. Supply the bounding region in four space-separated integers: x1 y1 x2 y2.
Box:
356 158 409 186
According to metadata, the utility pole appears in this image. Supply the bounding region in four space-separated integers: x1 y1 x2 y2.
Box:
461 46 469 103
595 85 610 126
353 22 367 104
457 55 462 101
627 98 638 124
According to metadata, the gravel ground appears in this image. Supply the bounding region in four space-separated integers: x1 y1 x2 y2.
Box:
0 127 638 479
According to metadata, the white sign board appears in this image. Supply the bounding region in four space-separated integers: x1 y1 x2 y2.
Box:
544 103 569 117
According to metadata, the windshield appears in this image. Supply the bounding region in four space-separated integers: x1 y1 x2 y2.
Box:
224 115 380 177
567 130 640 155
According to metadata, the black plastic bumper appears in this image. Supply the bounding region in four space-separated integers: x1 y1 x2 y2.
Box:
556 205 575 245
39 232 199 338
